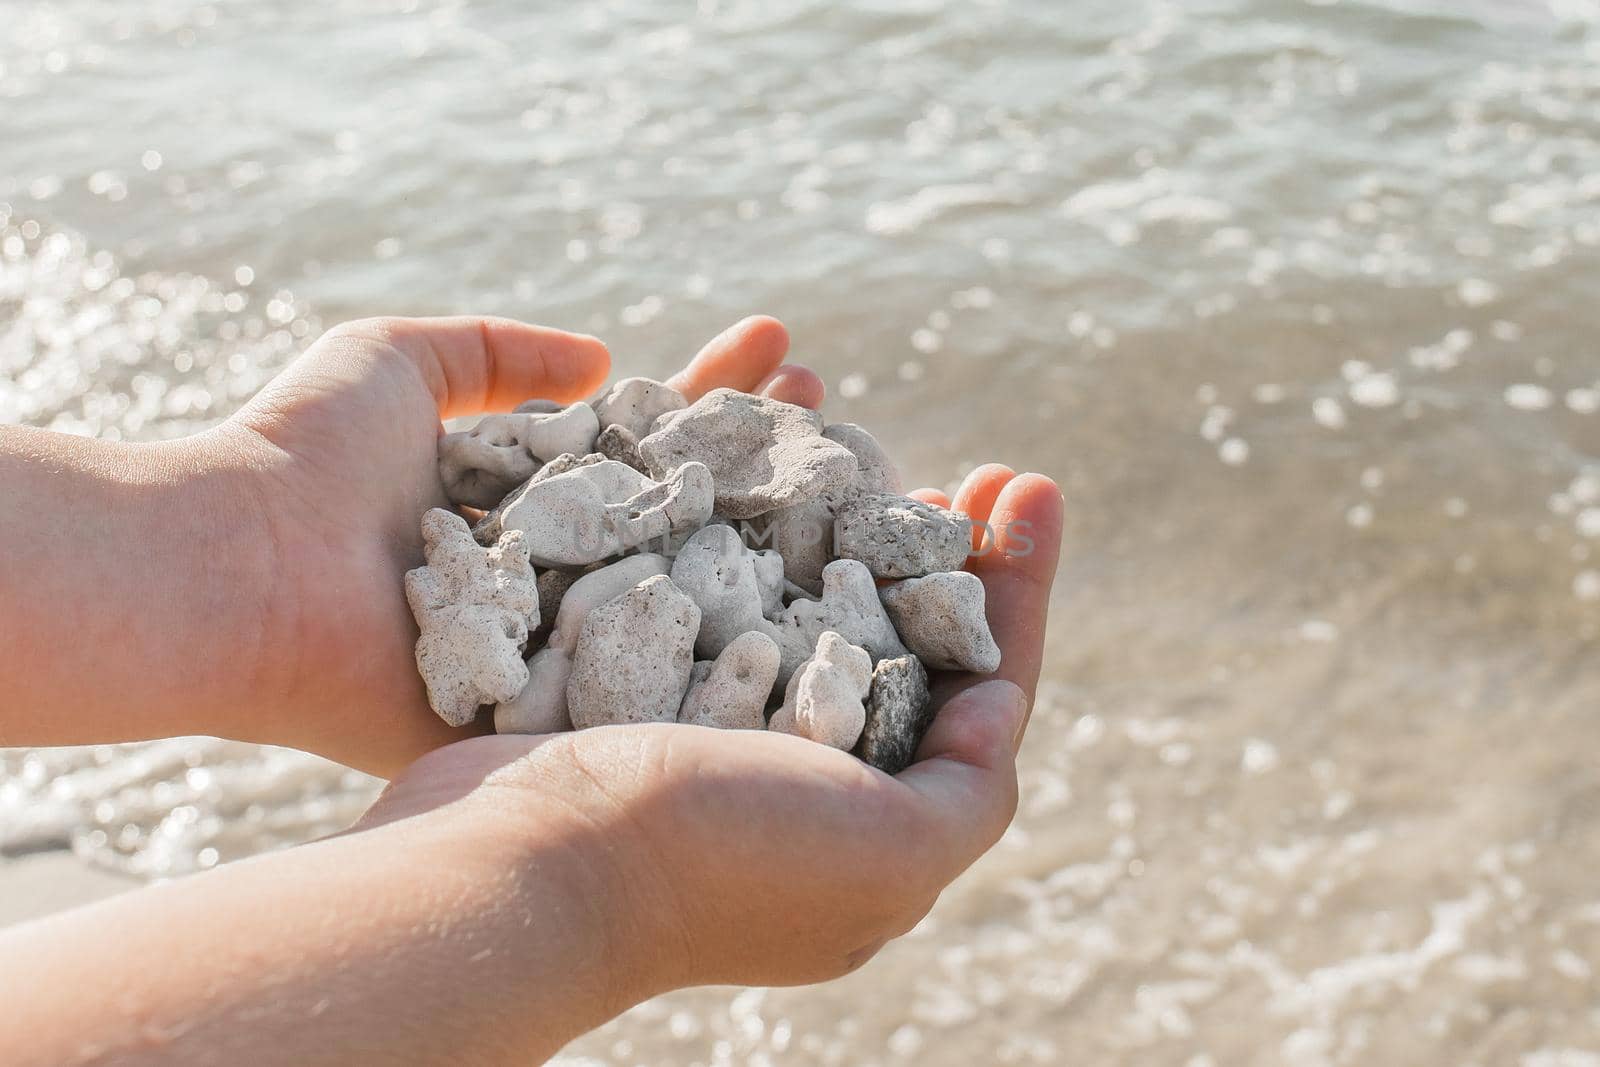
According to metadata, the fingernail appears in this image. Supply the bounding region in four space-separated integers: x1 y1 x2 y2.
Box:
972 680 1029 751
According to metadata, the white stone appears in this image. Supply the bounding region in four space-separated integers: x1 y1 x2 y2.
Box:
567 575 701 728
670 524 786 660
639 388 858 519
493 554 669 735
769 558 909 687
492 459 714 567
769 632 872 750
404 509 540 727
678 630 781 731
594 377 687 440
438 404 600 509
879 571 1001 673
763 423 903 593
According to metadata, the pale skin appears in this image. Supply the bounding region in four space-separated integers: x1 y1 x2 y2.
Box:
0 314 1063 1065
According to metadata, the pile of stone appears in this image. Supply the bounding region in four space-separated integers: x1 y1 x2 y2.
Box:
405 379 999 774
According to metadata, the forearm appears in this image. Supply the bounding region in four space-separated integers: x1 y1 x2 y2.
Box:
0 424 274 747
0 797 649 1066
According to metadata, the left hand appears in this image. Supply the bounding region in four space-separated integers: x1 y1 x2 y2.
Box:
221 314 821 776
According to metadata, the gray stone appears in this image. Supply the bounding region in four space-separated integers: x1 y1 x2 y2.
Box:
854 655 933 775
531 567 581 646
594 424 647 472
834 493 972 580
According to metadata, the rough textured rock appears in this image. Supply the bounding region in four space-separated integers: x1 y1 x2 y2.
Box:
835 493 972 580
823 423 902 496
531 567 581 646
769 632 872 750
770 558 909 687
594 377 687 440
438 404 601 509
494 555 670 735
514 398 564 415
677 630 781 731
762 423 904 593
567 575 701 729
491 458 714 567
879 571 1002 673
753 545 786 617
595 424 646 472
404 509 540 727
670 524 787 659
639 388 858 519
854 654 933 775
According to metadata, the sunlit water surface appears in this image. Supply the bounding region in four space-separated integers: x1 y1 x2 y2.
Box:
4 1 1600 1063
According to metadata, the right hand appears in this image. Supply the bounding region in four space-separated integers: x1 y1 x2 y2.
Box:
356 466 1062 992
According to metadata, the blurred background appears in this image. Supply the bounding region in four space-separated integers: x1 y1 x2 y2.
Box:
3 0 1600 1063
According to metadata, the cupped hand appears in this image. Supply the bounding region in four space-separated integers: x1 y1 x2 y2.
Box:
357 467 1062 990
221 314 819 777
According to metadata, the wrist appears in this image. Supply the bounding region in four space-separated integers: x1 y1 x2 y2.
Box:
131 425 282 739
0 423 278 746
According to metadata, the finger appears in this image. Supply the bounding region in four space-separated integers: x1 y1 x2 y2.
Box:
367 316 612 419
908 488 952 508
933 473 1064 731
894 681 1026 873
757 364 825 409
951 463 1016 553
665 315 790 401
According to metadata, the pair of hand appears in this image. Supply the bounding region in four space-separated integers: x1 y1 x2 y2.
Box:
222 313 1062 991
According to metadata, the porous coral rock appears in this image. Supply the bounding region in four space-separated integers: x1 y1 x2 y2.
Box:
567 575 701 729
834 493 972 580
594 424 647 472
438 404 600 509
677 630 781 731
493 554 670 735
639 388 858 519
879 571 1002 673
670 524 786 660
854 654 933 775
594 377 687 440
530 567 580 646
762 423 903 593
491 458 713 567
769 558 909 687
405 509 540 727
768 632 872 750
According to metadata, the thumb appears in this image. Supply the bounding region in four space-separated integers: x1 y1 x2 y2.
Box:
893 680 1027 878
